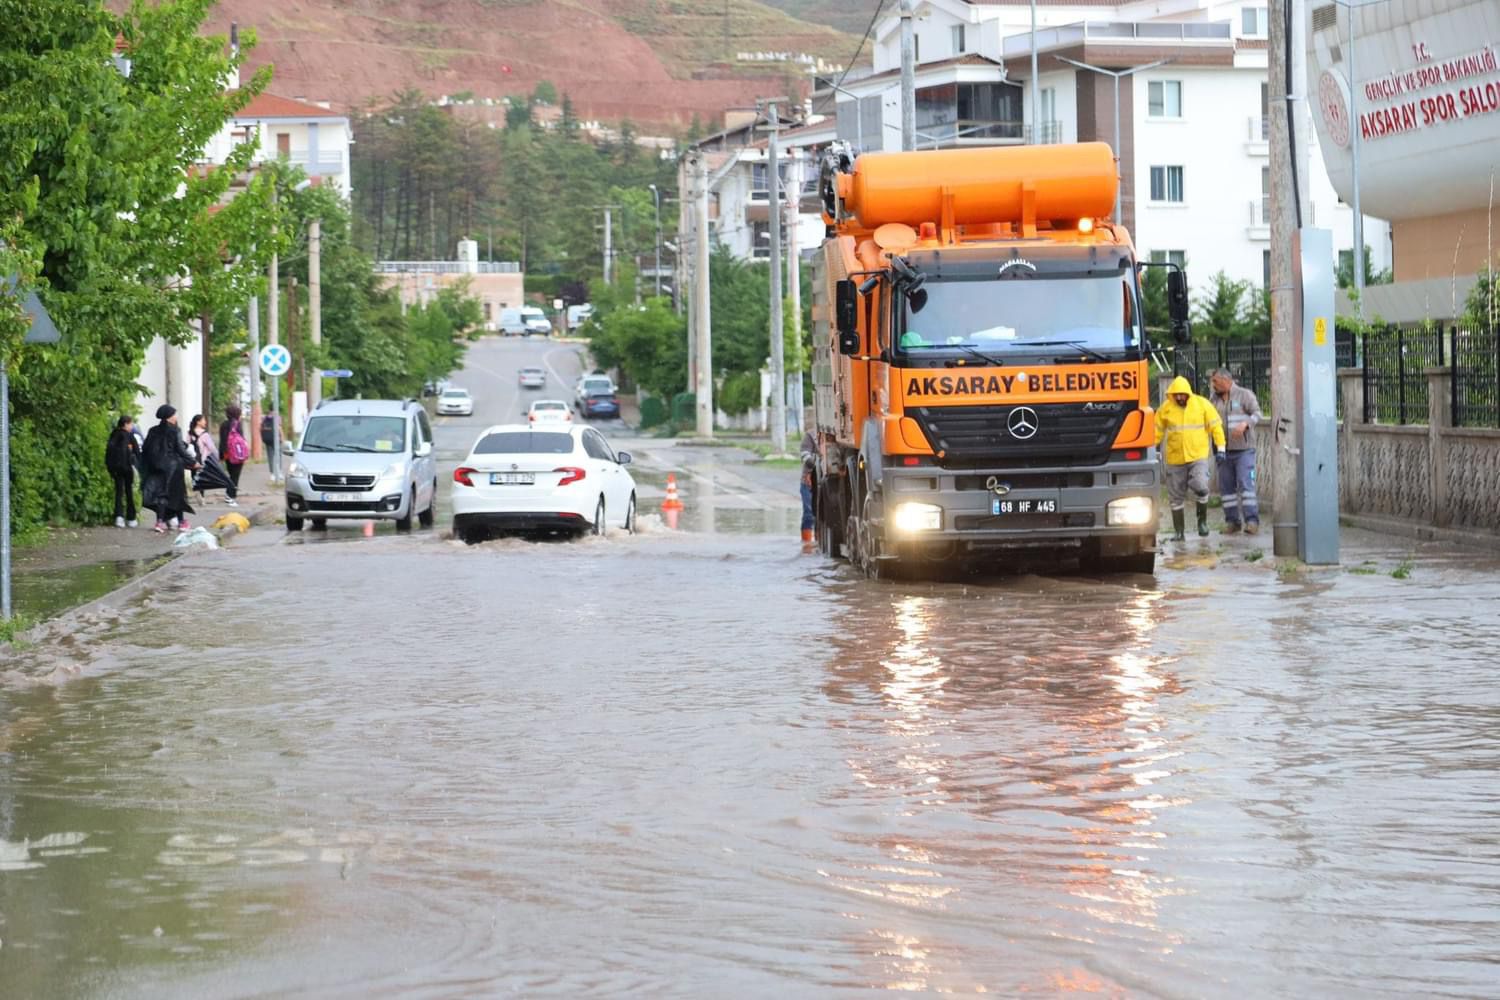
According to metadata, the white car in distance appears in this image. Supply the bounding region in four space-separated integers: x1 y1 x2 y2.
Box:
451 424 637 542
528 399 572 425
517 367 547 389
436 387 474 416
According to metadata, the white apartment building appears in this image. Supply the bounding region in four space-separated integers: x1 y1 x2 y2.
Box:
811 0 1391 297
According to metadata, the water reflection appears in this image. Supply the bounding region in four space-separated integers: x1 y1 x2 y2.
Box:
819 574 1187 992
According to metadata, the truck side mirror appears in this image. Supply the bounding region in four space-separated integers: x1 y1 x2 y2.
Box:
1167 269 1192 345
836 278 857 336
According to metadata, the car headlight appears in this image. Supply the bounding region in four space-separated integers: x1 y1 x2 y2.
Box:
1107 496 1155 526
891 502 942 533
287 460 309 479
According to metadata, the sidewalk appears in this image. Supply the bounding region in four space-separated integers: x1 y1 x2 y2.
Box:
9 460 280 625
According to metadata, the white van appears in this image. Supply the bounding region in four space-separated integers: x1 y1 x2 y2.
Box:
498 306 552 337
566 304 594 329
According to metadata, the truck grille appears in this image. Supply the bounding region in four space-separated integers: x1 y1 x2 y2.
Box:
955 512 1095 531
954 472 1095 491
910 403 1135 468
311 474 377 491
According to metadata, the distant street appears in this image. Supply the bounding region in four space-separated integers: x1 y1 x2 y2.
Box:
1 338 1498 997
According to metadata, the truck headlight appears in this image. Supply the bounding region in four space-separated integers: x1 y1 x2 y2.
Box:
891 502 942 533
1107 496 1155 526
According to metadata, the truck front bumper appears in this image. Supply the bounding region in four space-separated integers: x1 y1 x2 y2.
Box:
872 458 1159 555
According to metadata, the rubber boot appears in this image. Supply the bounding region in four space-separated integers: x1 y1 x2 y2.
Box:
1171 510 1186 541
1196 502 1210 537
800 528 815 552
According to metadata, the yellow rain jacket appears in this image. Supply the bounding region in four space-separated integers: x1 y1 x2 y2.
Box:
1155 376 1226 465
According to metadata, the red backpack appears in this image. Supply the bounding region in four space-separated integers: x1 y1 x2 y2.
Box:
226 423 251 463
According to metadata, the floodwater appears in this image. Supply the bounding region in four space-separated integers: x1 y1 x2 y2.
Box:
2 509 1498 998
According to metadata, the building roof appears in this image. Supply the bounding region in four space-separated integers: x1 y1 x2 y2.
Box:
234 92 347 120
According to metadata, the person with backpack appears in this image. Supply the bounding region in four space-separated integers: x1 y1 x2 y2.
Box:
219 404 250 507
104 415 140 528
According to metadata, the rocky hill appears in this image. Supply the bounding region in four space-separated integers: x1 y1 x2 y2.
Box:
207 0 856 128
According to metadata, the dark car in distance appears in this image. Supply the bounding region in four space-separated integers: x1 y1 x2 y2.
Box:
581 390 620 420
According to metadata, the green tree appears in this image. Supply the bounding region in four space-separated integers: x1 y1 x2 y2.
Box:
588 298 686 398
1193 271 1253 340
0 0 279 535
533 80 558 106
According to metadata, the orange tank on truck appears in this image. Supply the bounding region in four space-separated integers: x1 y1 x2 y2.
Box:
807 141 1193 578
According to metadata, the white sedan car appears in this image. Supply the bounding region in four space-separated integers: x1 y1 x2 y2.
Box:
436 387 474 416
451 424 637 542
528 399 573 425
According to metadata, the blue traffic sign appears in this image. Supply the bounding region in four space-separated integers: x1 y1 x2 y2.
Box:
259 343 291 377
321 369 353 378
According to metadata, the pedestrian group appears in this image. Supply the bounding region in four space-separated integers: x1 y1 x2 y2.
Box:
107 404 249 535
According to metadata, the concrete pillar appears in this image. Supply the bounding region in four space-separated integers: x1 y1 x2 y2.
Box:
1427 367 1453 527
1338 368 1362 514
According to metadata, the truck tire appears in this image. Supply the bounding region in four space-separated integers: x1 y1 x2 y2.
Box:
816 479 842 558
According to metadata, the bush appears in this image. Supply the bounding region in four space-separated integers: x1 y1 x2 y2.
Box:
671 392 695 426
718 371 762 416
638 396 668 429
9 411 116 537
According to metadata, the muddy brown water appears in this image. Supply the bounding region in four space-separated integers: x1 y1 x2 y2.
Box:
1 520 1498 997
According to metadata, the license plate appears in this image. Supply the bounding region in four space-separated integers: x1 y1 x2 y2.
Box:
992 498 1058 515
490 473 535 485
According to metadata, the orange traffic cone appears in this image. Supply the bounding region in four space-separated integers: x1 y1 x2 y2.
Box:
363 520 374 537
664 507 680 531
661 473 684 511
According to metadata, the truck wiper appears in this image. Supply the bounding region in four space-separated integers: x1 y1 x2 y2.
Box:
943 344 1008 368
1008 339 1114 364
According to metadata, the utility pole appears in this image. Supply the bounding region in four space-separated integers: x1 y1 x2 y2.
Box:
308 217 322 408
1269 0 1299 556
764 100 787 453
1030 0 1040 142
648 183 663 297
693 153 714 439
248 290 262 461
1058 56 1171 225
602 207 613 286
786 150 802 437
200 311 213 417
900 0 916 151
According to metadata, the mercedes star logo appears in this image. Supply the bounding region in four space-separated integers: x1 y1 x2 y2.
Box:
1006 406 1039 440
985 476 1012 496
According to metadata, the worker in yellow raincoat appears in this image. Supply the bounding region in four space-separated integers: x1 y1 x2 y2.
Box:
1155 375 1226 540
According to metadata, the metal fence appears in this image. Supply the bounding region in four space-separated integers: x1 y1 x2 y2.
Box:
1152 325 1500 428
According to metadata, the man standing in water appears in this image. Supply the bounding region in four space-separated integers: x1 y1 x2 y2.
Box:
1210 368 1263 534
1155 376 1225 541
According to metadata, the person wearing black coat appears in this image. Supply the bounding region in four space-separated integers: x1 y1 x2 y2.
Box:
104 415 140 528
140 405 200 533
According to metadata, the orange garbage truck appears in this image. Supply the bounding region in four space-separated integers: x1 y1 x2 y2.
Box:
809 141 1191 577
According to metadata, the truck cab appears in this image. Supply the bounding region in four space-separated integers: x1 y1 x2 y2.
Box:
811 142 1191 577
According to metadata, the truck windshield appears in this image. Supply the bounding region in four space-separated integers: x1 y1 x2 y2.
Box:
897 272 1141 361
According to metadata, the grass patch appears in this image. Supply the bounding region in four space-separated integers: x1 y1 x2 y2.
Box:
1275 558 1304 578
1391 559 1414 580
1244 549 1264 562
758 457 803 470
1347 565 1378 575
0 614 36 646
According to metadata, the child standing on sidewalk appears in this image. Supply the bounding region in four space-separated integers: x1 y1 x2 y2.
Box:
105 415 139 528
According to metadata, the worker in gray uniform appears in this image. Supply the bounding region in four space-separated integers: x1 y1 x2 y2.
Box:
1210 368 1263 534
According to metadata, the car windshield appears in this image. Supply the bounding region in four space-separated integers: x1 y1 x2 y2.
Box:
441 390 468 399
474 432 574 454
300 415 406 453
585 388 615 398
897 272 1141 361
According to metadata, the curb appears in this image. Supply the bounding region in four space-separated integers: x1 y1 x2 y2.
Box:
1339 513 1500 552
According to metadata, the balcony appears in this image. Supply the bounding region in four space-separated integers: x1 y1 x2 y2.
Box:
1002 20 1233 57
1247 197 1270 240
1245 116 1268 155
286 150 345 177
1025 120 1064 145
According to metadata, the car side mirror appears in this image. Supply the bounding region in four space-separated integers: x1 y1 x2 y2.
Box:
1167 269 1192 345
281 441 295 457
616 451 632 465
416 441 433 457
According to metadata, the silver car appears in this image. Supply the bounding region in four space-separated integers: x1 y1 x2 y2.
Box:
283 399 438 532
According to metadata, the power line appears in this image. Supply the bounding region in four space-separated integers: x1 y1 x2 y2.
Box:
813 0 889 114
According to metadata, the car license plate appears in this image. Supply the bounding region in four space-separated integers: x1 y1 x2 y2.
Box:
992 498 1058 515
490 473 535 485
321 493 331 502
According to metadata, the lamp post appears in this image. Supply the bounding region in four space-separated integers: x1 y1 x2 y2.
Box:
1057 56 1172 225
647 183 662 298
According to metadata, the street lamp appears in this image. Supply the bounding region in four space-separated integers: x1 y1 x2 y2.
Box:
1057 56 1173 225
1332 0 1388 318
647 183 662 297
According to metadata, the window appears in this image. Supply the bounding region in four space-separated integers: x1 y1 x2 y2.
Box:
1260 166 1270 223
583 430 615 462
1148 80 1183 118
1149 166 1185 203
1150 250 1187 268
474 432 573 454
482 302 492 321
751 221 770 258
276 132 291 156
1040 87 1056 123
1339 249 1354 275
951 24 965 55
1242 6 1269 36
914 34 920 63
1263 250 1271 288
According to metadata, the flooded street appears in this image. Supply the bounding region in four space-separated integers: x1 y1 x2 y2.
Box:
3 340 1498 997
